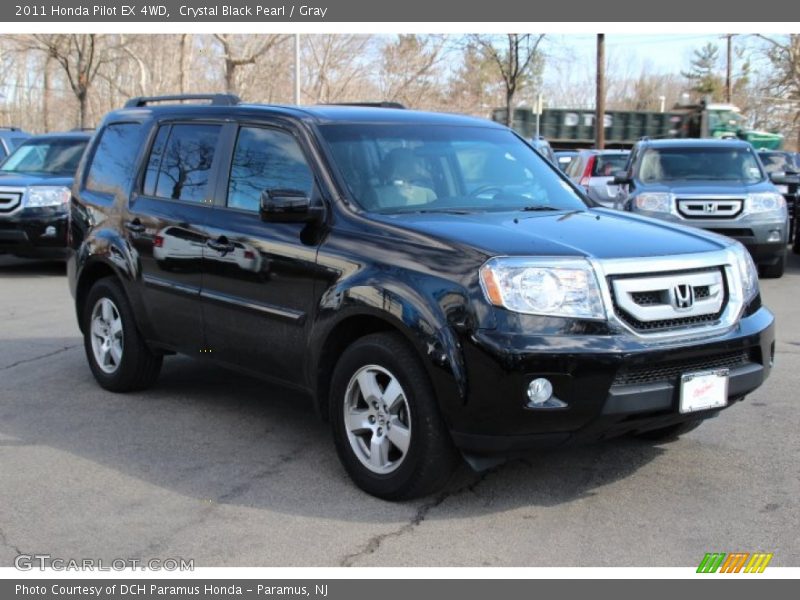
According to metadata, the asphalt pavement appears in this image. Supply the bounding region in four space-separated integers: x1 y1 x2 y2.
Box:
0 253 797 567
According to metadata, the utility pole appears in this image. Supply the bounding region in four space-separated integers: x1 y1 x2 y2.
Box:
596 33 606 149
294 33 301 106
724 33 734 103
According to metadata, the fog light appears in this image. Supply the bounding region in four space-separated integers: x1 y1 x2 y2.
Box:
527 378 553 405
43 226 56 237
767 230 782 243
526 378 568 409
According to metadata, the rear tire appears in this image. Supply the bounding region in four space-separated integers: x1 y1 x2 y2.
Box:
330 332 460 500
633 418 703 442
82 277 162 392
760 251 786 279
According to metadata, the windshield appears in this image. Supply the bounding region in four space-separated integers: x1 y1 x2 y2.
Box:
638 146 764 183
0 137 88 176
319 124 587 214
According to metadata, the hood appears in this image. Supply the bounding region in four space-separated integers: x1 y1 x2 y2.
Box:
636 179 772 195
374 208 730 260
0 173 74 188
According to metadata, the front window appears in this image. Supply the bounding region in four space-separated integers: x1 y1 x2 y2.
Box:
637 146 764 184
1 137 88 176
319 124 587 214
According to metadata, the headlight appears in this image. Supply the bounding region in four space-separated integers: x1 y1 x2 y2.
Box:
479 257 606 319
633 192 673 213
745 192 786 215
731 242 759 303
25 186 71 208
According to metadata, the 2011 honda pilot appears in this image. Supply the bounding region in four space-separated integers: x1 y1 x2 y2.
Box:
68 95 775 500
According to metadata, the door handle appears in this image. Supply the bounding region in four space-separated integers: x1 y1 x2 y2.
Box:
206 238 235 253
124 219 145 234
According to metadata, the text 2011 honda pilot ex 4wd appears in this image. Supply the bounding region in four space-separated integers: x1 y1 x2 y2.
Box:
68 95 775 500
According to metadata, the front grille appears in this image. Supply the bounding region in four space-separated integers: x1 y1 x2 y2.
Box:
677 197 743 219
694 285 710 299
614 311 722 332
612 350 752 387
609 267 728 334
631 290 662 306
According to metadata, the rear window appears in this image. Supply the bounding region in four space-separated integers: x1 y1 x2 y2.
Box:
143 124 221 203
86 124 142 195
592 154 628 177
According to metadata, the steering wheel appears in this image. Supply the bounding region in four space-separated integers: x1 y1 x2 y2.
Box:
469 185 504 198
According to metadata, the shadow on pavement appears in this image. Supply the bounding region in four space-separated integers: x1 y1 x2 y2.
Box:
0 337 666 521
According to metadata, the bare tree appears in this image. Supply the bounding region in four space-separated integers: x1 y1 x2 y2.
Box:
213 34 290 95
757 34 800 149
15 34 121 128
302 34 373 104
469 34 545 127
378 35 447 109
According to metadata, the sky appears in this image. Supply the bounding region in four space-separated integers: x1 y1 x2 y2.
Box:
547 33 739 74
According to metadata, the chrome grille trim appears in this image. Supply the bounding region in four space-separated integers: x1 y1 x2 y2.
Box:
612 269 724 322
676 195 744 219
590 248 746 343
0 187 25 215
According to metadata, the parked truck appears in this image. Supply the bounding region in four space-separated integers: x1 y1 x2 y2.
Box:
493 100 783 150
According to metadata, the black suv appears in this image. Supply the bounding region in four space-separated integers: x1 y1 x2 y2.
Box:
616 139 789 278
68 95 774 499
0 131 92 258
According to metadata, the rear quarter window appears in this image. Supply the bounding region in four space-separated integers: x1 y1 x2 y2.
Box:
86 124 144 196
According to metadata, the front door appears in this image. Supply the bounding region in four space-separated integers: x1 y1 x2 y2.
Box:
201 123 323 384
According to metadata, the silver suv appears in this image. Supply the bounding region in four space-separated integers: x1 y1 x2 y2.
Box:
617 139 788 278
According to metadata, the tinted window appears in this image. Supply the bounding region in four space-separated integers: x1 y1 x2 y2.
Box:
143 126 170 196
3 137 89 176
85 125 141 194
320 124 586 214
227 127 314 212
150 124 220 203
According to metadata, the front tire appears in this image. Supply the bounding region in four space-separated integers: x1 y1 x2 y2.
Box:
82 277 162 392
330 332 460 500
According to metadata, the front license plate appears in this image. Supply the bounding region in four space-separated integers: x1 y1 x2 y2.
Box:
680 369 729 414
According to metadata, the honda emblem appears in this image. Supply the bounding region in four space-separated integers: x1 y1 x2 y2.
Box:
672 284 694 310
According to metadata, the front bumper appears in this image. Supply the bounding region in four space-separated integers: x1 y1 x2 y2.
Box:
449 306 775 455
0 208 68 258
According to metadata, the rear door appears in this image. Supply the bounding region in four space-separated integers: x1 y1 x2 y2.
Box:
125 121 224 353
200 121 324 384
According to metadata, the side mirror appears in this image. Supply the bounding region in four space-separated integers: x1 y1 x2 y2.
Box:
612 171 632 185
259 189 324 224
770 172 800 187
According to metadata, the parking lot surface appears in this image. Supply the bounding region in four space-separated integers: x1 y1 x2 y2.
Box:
0 254 798 567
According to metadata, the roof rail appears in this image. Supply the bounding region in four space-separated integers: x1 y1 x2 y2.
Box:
124 94 241 108
0 126 22 131
323 102 407 109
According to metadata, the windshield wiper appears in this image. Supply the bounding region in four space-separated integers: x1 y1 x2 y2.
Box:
519 205 562 212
